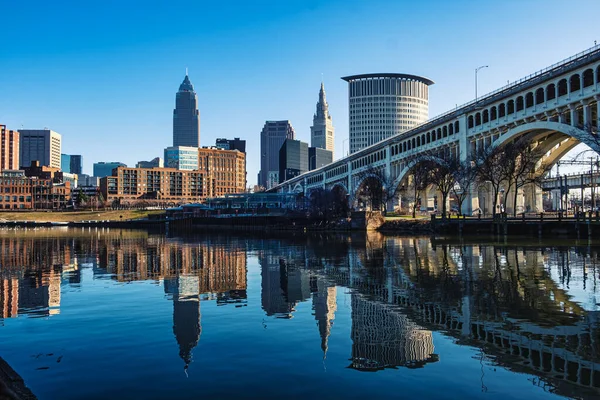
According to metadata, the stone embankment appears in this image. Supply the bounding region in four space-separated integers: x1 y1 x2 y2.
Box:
0 357 36 400
377 218 433 234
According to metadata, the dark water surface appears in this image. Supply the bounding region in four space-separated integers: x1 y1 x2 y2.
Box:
1 228 599 399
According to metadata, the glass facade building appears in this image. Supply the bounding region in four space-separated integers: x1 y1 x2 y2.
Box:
164 146 199 171
93 161 127 178
279 139 308 184
61 154 71 172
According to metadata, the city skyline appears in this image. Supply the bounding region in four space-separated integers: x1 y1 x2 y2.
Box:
1 1 599 185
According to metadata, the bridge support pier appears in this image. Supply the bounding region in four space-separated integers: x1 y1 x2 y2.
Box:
551 189 562 210
523 184 543 213
462 187 480 216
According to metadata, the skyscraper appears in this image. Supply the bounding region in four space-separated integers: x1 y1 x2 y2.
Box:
19 129 61 169
310 82 335 155
173 74 201 147
342 74 433 154
259 121 295 189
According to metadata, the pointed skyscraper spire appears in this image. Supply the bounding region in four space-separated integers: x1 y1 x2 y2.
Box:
173 72 201 147
310 82 335 154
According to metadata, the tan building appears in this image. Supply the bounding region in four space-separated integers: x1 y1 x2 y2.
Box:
198 147 245 197
100 167 210 204
0 125 19 171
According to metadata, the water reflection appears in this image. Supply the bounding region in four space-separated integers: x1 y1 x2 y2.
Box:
0 228 599 398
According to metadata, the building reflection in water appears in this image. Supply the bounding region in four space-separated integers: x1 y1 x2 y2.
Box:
311 278 336 357
164 275 201 371
2 229 600 397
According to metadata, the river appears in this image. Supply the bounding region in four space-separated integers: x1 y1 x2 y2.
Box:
0 228 598 399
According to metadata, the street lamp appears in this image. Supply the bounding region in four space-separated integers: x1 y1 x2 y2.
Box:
342 138 349 157
475 65 489 102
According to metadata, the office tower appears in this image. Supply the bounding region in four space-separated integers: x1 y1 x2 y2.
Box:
279 138 308 183
259 120 295 189
136 157 164 168
61 154 71 172
173 73 200 147
19 129 61 169
0 125 19 170
164 146 198 171
70 155 82 175
310 82 335 155
93 161 127 178
308 147 332 171
342 74 433 154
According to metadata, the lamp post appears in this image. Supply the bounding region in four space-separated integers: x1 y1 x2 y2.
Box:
342 138 349 157
475 65 489 102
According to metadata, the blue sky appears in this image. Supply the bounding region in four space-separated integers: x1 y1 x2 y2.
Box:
1 0 599 185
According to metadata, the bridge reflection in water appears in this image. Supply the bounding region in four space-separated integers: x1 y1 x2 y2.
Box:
0 229 599 397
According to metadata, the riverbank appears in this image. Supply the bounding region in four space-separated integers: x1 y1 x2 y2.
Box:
0 357 36 400
0 210 164 223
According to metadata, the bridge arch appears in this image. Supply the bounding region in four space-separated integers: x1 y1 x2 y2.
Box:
291 183 303 194
488 121 600 155
388 155 448 196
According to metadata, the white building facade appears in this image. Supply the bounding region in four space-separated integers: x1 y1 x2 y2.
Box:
342 73 433 154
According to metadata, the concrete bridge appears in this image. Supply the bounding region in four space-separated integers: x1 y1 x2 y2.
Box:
273 45 600 215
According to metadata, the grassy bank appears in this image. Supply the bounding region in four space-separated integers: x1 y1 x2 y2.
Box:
0 210 165 223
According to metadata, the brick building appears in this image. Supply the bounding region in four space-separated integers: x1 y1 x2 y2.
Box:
100 167 210 204
197 147 246 197
0 170 71 209
0 125 19 171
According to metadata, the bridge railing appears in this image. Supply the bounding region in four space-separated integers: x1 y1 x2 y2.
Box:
431 211 600 222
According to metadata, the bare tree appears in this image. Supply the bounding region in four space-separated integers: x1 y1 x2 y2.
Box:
451 159 477 216
355 166 398 214
474 145 507 217
510 142 551 216
408 163 433 218
420 156 456 219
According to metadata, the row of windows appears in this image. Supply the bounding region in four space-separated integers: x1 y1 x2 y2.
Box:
390 121 460 156
468 65 600 129
349 78 429 99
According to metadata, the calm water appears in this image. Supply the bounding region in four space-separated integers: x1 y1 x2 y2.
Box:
1 229 599 399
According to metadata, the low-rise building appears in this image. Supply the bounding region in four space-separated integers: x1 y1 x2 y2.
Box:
99 167 210 205
0 170 71 209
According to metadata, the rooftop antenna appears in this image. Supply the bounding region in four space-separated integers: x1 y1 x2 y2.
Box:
321 72 324 83
186 67 188 76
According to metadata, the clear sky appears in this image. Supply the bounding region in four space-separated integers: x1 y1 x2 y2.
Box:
1 0 599 184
